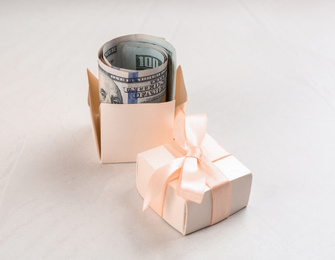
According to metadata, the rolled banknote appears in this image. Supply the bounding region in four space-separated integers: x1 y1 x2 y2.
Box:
98 34 176 104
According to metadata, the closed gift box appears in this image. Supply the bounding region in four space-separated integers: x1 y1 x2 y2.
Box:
87 66 187 163
137 136 253 235
136 94 252 235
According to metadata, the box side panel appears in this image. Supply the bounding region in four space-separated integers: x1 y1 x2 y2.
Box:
184 187 212 235
162 180 187 235
230 173 252 214
136 154 155 198
214 156 252 215
100 101 175 163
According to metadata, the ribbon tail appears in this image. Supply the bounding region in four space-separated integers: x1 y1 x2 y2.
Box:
143 157 185 216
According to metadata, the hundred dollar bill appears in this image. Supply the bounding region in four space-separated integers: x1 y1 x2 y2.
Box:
98 34 176 104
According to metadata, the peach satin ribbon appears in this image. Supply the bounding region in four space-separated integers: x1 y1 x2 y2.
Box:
143 103 232 225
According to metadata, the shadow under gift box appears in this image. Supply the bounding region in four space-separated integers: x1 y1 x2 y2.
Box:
87 66 187 163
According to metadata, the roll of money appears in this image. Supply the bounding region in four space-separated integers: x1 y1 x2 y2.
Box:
98 34 176 104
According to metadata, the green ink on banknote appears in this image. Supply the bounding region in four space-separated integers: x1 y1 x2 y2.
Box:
136 55 162 70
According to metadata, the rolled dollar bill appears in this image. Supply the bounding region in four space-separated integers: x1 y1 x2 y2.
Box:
98 34 176 104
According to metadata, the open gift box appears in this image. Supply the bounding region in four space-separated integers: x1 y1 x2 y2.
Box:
87 66 187 163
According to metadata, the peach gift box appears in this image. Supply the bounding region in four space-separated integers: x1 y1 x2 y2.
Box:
136 135 253 235
87 66 187 163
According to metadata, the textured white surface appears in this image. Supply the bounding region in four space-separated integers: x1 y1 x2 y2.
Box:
1 0 335 259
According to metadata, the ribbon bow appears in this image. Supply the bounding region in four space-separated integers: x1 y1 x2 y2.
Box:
143 103 231 225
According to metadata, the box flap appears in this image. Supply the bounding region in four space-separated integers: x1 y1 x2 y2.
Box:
87 69 101 161
175 66 188 108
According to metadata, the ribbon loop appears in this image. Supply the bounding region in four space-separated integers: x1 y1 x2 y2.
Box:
184 114 208 148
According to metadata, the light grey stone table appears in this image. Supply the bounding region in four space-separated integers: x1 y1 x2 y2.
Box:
0 0 334 259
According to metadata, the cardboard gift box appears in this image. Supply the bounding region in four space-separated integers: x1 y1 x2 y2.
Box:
136 112 253 235
87 66 187 163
